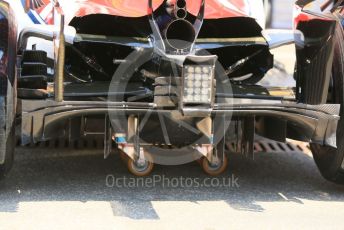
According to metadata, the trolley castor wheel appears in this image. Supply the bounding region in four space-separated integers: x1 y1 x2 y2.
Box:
127 157 154 177
200 154 228 176
119 148 154 176
119 150 154 176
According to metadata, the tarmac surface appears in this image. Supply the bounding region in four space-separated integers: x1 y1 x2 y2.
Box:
0 143 344 230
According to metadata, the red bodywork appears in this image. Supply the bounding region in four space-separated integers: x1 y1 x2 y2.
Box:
31 0 249 24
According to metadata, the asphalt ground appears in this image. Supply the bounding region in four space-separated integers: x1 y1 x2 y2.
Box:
0 144 344 230
0 47 344 230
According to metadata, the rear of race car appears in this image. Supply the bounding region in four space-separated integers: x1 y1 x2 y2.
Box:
0 0 341 180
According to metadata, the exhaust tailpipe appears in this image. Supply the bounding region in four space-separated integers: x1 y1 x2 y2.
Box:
165 19 196 50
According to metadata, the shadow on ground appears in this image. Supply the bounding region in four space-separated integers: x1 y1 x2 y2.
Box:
0 147 343 219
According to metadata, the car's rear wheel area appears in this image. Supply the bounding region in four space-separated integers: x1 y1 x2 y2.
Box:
0 120 15 179
0 2 17 179
310 18 344 184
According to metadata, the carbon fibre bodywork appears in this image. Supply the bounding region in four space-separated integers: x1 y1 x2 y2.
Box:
14 0 340 149
294 0 338 105
17 0 273 82
23 0 250 23
20 99 339 148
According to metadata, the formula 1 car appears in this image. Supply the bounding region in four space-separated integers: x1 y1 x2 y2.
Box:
0 0 343 183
